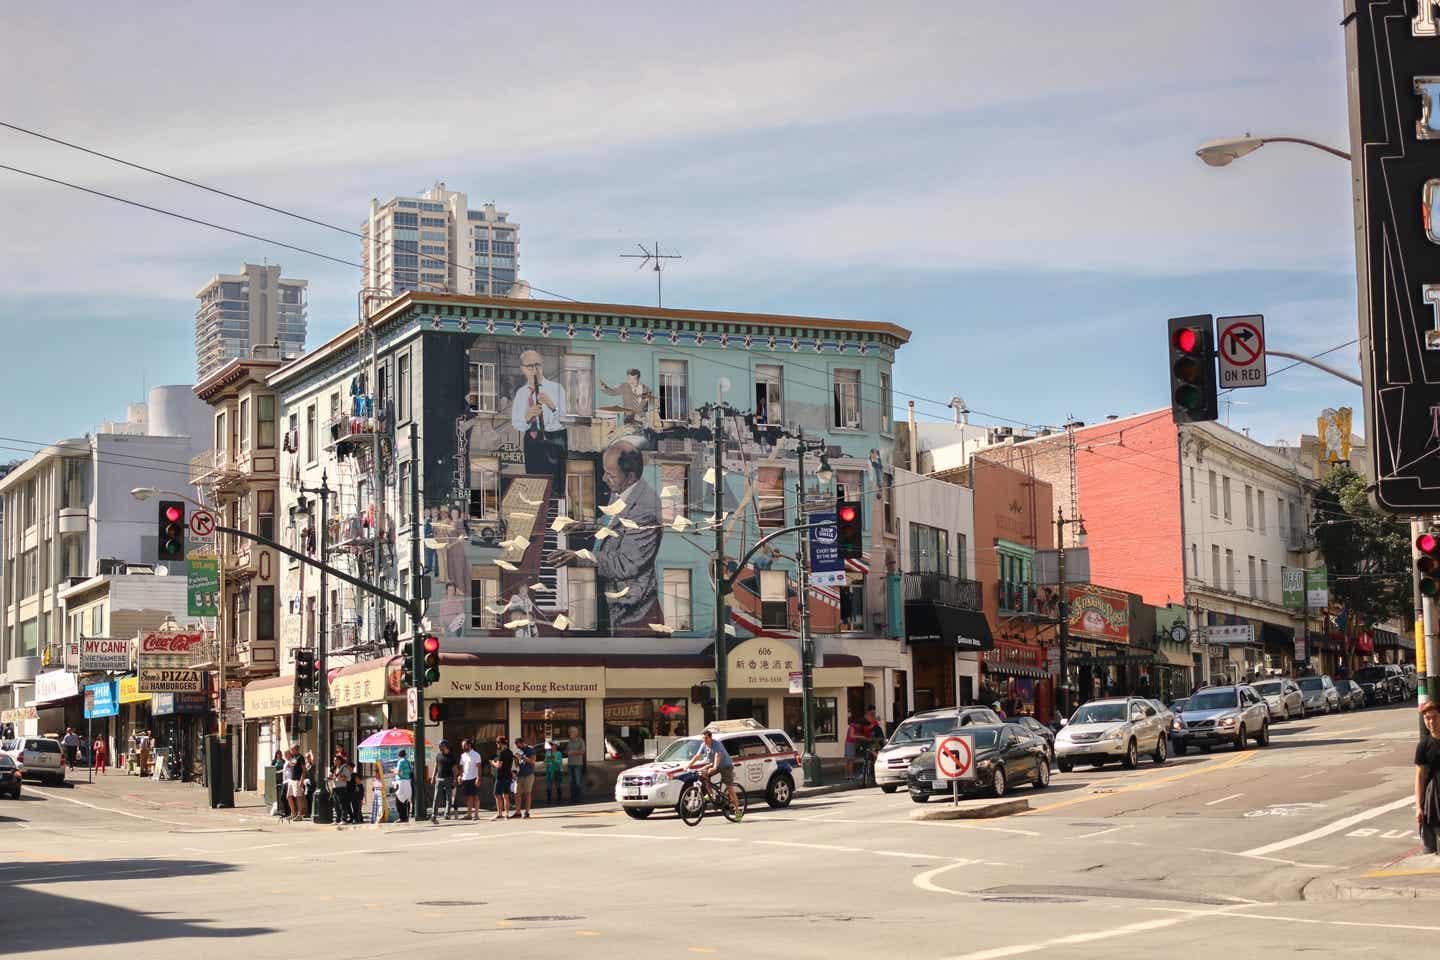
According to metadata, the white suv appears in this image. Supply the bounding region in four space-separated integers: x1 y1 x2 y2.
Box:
614 719 805 819
873 707 1002 793
0 737 66 785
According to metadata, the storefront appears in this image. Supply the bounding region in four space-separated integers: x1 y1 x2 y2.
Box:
33 669 82 739
981 639 1052 720
1261 623 1296 676
327 657 396 762
116 675 152 769
1373 627 1412 665
243 674 297 791
151 690 212 781
723 639 863 757
904 602 992 711
83 680 120 756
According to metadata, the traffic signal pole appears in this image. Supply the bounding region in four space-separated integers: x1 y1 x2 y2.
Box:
409 423 427 820
712 404 727 722
315 475 332 823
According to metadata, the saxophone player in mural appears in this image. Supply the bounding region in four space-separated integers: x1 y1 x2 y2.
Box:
509 349 568 496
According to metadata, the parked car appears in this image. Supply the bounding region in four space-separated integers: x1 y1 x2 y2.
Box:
873 706 1002 794
1298 675 1342 714
1008 715 1056 766
613 719 803 818
1169 697 1190 715
1054 697 1168 772
906 723 1050 801
1171 685 1269 754
1352 666 1403 706
1251 678 1305 720
0 737 65 785
0 754 21 798
1334 679 1366 711
1401 664 1420 695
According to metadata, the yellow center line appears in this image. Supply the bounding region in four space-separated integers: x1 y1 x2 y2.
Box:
688 949 719 955
1018 752 1256 816
1360 868 1440 878
577 931 602 937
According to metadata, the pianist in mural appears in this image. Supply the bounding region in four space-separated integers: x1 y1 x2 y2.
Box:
551 441 663 630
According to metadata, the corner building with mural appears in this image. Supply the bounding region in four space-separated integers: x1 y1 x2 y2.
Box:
255 292 910 794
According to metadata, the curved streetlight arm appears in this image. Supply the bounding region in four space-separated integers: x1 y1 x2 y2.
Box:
1265 350 1363 387
718 522 832 596
1256 137 1351 162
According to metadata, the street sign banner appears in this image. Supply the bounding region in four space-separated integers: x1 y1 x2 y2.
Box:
934 734 975 782
1281 566 1306 610
1306 567 1329 609
808 511 847 587
187 554 219 618
1205 624 1254 645
300 691 320 712
80 637 130 672
1217 315 1266 388
189 510 215 537
1345 1 1440 511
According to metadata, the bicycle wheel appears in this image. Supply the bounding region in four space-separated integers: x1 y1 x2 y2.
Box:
677 783 705 826
722 784 748 823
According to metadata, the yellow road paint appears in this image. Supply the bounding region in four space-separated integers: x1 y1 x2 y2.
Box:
1360 868 1440 878
363 903 384 908
688 949 718 954
1020 752 1256 816
496 920 514 927
317 895 334 901
577 931 602 937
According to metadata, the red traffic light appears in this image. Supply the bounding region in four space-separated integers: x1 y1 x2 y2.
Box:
1172 327 1199 353
165 505 182 523
1419 533 1438 554
422 635 440 653
838 505 858 523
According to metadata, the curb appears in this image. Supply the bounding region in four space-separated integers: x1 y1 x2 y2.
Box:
1309 875 1440 900
909 797 1030 821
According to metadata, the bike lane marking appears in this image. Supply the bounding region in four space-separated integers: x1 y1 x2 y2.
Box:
1240 795 1413 858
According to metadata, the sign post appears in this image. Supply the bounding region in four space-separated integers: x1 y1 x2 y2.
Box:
934 733 975 807
1217 315 1267 389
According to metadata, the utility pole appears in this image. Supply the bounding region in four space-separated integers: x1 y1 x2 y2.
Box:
712 404 728 722
1054 507 1086 718
409 423 427 819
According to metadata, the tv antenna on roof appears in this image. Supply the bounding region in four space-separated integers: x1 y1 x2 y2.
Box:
620 241 682 308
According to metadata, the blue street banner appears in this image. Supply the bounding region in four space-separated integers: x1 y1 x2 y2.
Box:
84 680 119 719
809 511 847 587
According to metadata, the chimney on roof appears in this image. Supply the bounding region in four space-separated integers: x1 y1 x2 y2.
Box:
948 396 969 426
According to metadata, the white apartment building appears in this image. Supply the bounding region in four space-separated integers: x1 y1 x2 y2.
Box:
1181 422 1318 682
362 183 519 298
195 263 308 380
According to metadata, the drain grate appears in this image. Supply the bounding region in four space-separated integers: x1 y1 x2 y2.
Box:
417 900 486 907
503 915 584 923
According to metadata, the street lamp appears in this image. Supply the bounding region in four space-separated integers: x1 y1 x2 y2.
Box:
1195 134 1350 166
815 453 834 486
1054 508 1087 720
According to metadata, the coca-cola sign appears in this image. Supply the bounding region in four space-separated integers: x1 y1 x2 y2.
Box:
137 630 206 669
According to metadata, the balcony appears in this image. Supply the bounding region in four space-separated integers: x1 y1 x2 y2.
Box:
191 447 278 491
997 580 1041 616
902 572 982 610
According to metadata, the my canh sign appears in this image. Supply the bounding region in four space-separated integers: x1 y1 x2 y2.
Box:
80 637 130 672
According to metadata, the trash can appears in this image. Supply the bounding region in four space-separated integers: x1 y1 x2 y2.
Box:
204 735 234 808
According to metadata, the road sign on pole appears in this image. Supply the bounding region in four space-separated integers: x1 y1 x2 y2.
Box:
187 554 219 618
189 510 215 537
934 734 975 781
1217 315 1266 389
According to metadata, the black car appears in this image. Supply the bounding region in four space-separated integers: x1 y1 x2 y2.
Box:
1353 665 1404 705
906 723 1051 801
1009 716 1056 765
0 754 20 799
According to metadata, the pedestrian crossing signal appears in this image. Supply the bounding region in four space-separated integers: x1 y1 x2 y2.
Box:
427 701 446 723
1417 532 1440 597
399 641 415 688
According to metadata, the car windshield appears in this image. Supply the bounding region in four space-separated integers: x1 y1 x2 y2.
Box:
1253 681 1282 695
892 717 969 745
654 739 703 763
1188 689 1239 710
1171 699 1189 712
1298 678 1326 691
948 729 998 750
1070 703 1127 724
1354 667 1387 683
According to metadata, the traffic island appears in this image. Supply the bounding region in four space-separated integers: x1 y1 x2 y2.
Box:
909 797 1029 820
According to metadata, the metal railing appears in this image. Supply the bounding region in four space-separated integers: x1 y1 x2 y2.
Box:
902 572 982 610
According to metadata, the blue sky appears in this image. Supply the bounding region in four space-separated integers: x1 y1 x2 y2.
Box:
0 1 1360 452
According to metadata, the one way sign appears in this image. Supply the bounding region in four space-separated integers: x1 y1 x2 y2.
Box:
1217 314 1266 389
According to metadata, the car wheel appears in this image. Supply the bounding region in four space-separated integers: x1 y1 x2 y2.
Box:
623 806 653 820
1122 739 1139 770
1256 721 1269 747
1234 725 1248 751
1153 735 1167 765
1057 759 1073 773
911 792 930 804
880 784 900 794
1033 759 1051 789
991 766 1008 798
765 773 794 809
1172 740 1187 757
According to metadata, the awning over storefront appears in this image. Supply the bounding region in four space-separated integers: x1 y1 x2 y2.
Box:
329 656 395 709
244 674 295 718
983 661 1049 680
1155 644 1194 668
1373 628 1411 651
1261 623 1295 652
904 602 995 651
983 639 1048 679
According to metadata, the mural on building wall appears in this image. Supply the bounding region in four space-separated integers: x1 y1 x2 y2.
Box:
420 334 859 640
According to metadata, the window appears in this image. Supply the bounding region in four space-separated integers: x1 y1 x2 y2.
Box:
399 462 411 524
470 566 500 629
1189 467 1196 501
61 459 87 509
469 460 501 520
60 534 85 580
567 567 597 630
1289 501 1301 539
658 359 688 421
20 549 38 598
997 550 1032 612
239 398 250 449
393 212 418 227
1278 497 1288 538
566 461 595 522
520 700 586 755
604 698 689 759
1208 471 1218 518
832 368 861 429
1222 476 1232 521
662 569 692 630
1257 491 1266 533
215 412 228 460
1260 559 1270 602
660 464 688 522
783 697 838 744
469 361 497 413
257 395 276 449
256 586 276 642
1190 543 1198 578
1247 555 1257 597
909 522 950 575
1211 545 1221 586
561 355 594 417
839 574 867 629
305 404 317 464
397 354 410 421
1225 549 1235 591
258 490 275 541
19 618 38 657
757 467 785 528
760 569 789 629
954 533 968 579
1244 485 1254 530
883 472 894 535
880 371 893 432
329 392 340 423
755 364 783 425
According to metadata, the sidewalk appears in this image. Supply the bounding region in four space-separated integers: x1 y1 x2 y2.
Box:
1316 852 1440 900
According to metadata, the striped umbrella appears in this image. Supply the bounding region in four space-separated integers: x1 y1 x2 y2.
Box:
357 727 414 764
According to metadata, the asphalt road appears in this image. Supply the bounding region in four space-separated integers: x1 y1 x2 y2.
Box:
1 702 1433 959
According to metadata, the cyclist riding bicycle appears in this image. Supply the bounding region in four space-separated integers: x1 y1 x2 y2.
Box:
686 729 742 821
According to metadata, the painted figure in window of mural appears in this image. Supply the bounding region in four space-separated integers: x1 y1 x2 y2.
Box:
552 441 663 629
509 349 568 495
599 368 657 428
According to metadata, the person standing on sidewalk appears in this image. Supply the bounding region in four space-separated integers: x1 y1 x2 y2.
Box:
491 735 515 821
285 746 308 821
458 739 482 820
92 736 108 776
543 740 563 805
61 728 80 771
394 750 413 823
513 735 535 819
430 740 457 824
565 726 586 803
1416 701 1440 855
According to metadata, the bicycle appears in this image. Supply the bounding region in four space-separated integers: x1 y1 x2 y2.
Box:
676 769 748 826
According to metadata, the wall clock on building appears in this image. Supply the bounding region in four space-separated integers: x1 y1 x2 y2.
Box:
1169 624 1189 644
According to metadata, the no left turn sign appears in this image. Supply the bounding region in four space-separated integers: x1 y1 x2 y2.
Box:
935 734 975 781
1217 314 1267 389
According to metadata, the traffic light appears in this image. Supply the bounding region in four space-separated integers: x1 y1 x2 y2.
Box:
1167 315 1218 423
294 648 316 692
1417 531 1440 597
422 634 440 686
399 641 415 689
836 500 863 559
427 701 446 723
158 501 186 561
